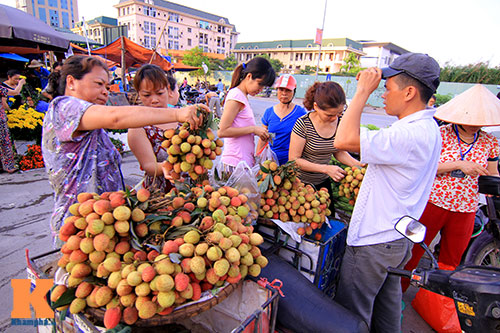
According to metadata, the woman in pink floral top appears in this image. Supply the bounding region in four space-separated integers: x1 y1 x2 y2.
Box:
42 56 206 247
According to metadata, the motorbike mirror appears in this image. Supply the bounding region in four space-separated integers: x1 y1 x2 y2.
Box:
395 216 426 243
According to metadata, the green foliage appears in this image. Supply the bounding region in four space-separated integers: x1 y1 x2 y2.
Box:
258 54 284 73
209 54 237 71
183 47 210 78
435 93 453 107
300 65 316 75
340 53 363 74
440 62 500 84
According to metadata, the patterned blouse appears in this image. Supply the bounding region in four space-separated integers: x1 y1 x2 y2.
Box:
143 125 173 193
42 96 123 247
429 124 499 213
0 86 8 122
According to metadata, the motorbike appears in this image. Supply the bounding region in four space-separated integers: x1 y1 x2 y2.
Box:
388 216 500 332
178 85 201 105
463 175 500 267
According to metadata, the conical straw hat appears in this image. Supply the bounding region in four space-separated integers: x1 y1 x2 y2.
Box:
434 85 500 126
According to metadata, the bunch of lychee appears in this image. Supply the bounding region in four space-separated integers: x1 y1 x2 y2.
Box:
256 160 331 235
338 165 366 206
161 123 223 181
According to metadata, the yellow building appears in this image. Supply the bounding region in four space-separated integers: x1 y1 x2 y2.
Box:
233 38 365 74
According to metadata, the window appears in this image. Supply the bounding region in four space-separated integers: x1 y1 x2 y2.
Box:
325 67 330 72
168 40 179 50
187 38 191 46
169 12 179 22
187 27 191 33
143 6 156 17
168 26 179 39
199 33 208 45
127 7 130 15
48 0 57 7
143 21 150 34
49 9 59 27
37 0 45 4
277 44 282 48
60 0 68 9
217 48 225 54
217 25 225 33
151 37 156 48
199 20 210 30
150 22 156 34
144 36 150 48
203 46 208 52
38 7 47 23
61 12 69 28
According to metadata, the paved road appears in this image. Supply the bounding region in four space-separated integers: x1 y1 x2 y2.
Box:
0 97 430 332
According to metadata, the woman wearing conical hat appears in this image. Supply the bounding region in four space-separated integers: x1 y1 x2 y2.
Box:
402 85 500 292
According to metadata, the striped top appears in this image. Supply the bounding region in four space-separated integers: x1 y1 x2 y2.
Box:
292 112 339 185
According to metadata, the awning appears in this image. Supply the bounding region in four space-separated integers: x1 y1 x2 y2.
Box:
0 4 69 51
173 62 201 72
92 37 172 71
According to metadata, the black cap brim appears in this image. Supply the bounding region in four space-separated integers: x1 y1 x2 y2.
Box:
381 67 403 79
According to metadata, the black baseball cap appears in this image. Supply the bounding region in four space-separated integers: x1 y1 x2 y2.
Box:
381 53 441 92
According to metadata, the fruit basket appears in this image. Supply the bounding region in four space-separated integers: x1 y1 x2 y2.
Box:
85 280 241 327
26 250 278 332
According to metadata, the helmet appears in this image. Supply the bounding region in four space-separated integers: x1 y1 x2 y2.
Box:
275 75 296 91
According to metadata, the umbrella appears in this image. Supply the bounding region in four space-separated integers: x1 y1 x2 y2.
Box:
0 4 69 51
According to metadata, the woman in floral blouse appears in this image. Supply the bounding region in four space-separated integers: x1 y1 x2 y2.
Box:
42 56 206 247
402 85 500 292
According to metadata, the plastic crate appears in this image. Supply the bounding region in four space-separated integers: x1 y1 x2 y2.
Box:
256 219 347 298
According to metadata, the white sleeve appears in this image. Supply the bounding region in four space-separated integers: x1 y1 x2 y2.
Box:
360 126 412 166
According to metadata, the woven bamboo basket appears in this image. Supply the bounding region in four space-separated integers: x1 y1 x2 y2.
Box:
86 280 242 327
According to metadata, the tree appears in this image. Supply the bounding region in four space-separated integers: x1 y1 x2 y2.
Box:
258 54 284 74
340 53 362 75
207 54 238 72
182 47 210 78
440 62 500 84
300 65 315 75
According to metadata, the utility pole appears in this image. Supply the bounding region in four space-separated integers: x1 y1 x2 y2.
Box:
315 0 328 82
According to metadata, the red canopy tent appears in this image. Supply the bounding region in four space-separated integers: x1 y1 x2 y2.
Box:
92 37 172 71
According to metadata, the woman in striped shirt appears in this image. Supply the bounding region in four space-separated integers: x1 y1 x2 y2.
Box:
289 81 361 211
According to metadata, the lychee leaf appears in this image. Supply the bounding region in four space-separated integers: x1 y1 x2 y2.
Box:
169 253 183 264
260 165 270 173
145 243 161 253
50 288 75 310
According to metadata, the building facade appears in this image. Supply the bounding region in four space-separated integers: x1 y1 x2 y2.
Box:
233 38 365 74
359 41 409 68
15 0 79 29
115 0 238 57
72 16 128 46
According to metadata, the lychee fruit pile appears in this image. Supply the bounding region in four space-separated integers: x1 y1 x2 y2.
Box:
256 160 331 235
53 185 268 329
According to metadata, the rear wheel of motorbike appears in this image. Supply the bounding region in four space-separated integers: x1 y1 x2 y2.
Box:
464 232 500 267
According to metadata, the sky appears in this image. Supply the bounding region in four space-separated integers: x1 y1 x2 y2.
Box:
2 0 500 67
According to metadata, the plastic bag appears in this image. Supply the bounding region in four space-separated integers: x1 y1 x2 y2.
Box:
411 263 461 333
225 161 260 224
255 142 278 166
